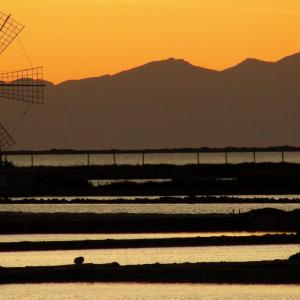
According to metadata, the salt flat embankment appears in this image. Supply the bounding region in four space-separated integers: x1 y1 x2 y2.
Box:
1 260 299 284
0 209 299 234
2 163 300 197
0 234 298 252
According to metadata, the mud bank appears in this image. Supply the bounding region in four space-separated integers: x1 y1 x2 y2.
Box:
1 260 299 284
2 163 300 197
0 209 299 234
0 234 298 252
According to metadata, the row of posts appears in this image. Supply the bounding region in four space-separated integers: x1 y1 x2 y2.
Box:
200 151 285 165
86 152 145 166
86 151 287 166
20 151 287 167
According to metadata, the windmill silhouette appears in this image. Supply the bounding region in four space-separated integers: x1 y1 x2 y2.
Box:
0 11 44 164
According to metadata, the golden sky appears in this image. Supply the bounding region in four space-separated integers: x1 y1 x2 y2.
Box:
1 0 300 83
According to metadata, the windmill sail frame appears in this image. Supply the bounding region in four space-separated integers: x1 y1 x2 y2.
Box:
0 66 44 104
0 11 24 55
0 122 15 150
0 10 44 155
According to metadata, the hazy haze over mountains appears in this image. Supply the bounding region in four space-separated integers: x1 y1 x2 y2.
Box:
2 52 300 150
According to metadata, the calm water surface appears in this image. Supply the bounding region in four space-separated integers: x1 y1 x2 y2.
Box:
1 203 299 214
7 151 300 166
89 179 172 186
3 153 299 299
1 244 299 267
2 283 300 300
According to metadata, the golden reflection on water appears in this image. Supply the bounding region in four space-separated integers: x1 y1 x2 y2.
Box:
8 152 300 167
0 244 299 267
1 203 300 214
1 283 300 300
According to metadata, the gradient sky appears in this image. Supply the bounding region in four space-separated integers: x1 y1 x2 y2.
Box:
1 0 300 83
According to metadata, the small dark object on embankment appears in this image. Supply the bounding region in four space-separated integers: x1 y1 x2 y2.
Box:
0 260 299 284
74 256 84 265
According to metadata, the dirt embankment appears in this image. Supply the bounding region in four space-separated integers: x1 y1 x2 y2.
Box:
2 163 300 196
0 234 298 252
0 209 299 234
1 260 299 284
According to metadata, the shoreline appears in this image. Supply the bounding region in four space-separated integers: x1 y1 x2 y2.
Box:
0 234 299 252
4 146 300 155
1 260 299 284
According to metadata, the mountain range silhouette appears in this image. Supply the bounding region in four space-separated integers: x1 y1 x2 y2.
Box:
1 52 300 150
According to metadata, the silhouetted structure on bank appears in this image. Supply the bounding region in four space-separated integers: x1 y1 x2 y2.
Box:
0 10 44 165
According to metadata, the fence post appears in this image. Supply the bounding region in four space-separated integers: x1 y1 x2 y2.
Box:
31 153 34 167
253 151 256 164
225 152 228 165
197 153 200 165
113 153 116 166
87 153 90 166
281 151 285 163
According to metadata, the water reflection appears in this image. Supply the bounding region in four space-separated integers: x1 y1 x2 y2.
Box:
89 179 172 187
0 244 298 267
6 151 300 167
2 283 300 300
1 203 299 214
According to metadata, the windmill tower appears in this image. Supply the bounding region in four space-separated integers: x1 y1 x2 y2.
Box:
0 11 44 165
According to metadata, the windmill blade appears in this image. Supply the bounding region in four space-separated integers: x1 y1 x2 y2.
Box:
0 11 24 55
0 67 45 104
0 122 15 150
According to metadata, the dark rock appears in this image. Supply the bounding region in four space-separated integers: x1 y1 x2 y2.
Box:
74 256 84 265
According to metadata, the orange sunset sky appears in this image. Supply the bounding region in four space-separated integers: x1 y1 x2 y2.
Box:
1 0 300 84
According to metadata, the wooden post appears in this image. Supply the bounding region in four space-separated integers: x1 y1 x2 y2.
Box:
113 153 116 165
253 151 256 164
197 153 200 165
31 153 34 167
87 153 90 166
225 152 228 165
281 151 285 163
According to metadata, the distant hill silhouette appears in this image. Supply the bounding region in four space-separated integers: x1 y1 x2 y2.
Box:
1 53 300 150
